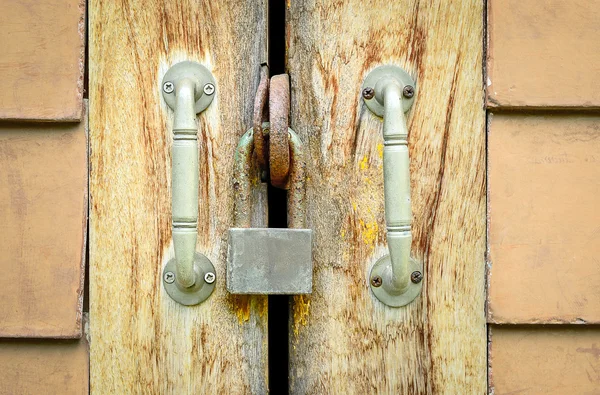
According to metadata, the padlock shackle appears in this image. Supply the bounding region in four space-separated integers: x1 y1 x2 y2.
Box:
232 128 256 228
232 123 306 229
287 130 306 229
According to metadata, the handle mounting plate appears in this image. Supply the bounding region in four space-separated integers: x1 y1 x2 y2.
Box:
369 255 423 307
362 65 415 117
163 252 216 306
162 61 216 113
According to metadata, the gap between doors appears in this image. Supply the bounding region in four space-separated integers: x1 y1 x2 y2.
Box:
267 1 290 393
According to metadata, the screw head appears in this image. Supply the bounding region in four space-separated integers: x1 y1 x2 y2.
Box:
164 271 175 284
371 275 382 287
204 272 216 284
403 85 415 99
411 271 423 284
163 81 174 94
203 83 215 96
362 87 375 100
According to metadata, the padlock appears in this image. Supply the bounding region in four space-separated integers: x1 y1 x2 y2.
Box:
226 123 313 294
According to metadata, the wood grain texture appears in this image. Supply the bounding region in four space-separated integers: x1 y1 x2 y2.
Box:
286 1 486 393
89 1 268 393
0 0 85 121
488 114 600 324
0 108 88 338
0 315 89 395
487 0 600 109
489 325 600 394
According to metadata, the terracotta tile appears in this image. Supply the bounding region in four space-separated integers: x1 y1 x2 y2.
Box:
0 316 89 395
488 114 600 323
0 107 87 337
489 326 600 395
487 0 600 108
0 0 85 120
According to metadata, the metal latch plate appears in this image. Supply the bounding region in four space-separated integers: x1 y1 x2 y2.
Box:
227 228 313 294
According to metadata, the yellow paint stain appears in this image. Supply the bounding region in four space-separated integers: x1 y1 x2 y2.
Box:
292 295 311 337
257 296 268 319
359 155 369 170
231 295 251 324
235 307 250 323
359 218 379 246
377 143 384 159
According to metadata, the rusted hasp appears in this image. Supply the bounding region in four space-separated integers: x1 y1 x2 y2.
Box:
251 68 294 189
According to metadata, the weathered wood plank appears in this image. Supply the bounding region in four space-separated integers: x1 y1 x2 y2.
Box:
489 325 600 394
286 1 486 393
487 0 600 109
0 0 85 121
0 107 88 338
0 315 89 395
488 114 600 324
89 1 268 393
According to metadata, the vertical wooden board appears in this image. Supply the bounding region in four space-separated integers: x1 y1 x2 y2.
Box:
0 315 89 395
287 1 486 393
487 0 600 109
489 326 600 394
89 1 268 393
488 114 600 324
0 109 87 338
0 0 85 121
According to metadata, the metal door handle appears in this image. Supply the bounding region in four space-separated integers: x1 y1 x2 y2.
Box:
362 65 423 307
161 61 217 306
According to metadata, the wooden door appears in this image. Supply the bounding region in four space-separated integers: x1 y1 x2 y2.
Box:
89 1 269 393
89 0 485 393
286 1 486 393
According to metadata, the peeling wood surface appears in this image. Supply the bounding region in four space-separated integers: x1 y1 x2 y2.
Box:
286 1 486 393
89 1 268 393
0 108 88 338
0 315 89 395
487 0 600 109
489 325 600 394
0 0 85 121
488 114 600 324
